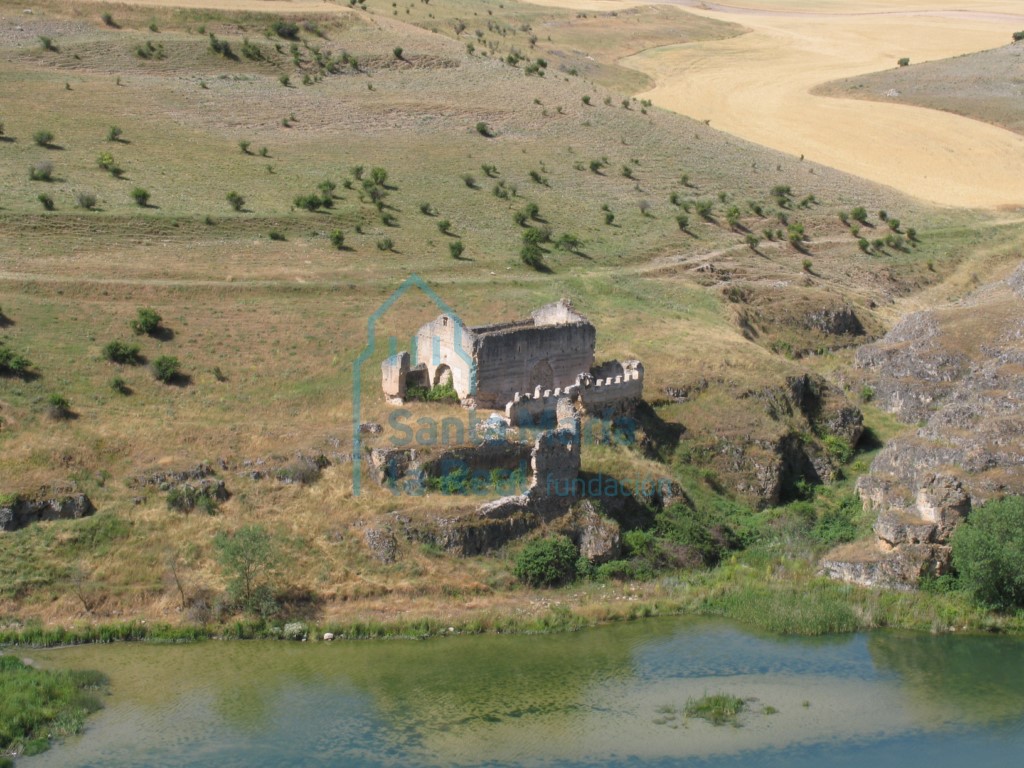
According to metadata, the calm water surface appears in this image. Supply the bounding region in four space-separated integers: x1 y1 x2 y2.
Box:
21 617 1024 767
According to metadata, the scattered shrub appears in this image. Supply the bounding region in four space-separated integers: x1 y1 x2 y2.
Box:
268 230 286 241
898 57 910 67
129 308 161 337
96 152 123 176
514 535 578 587
102 340 142 365
393 46 403 59
110 377 130 395
1014 30 1024 42
271 19 300 39
130 187 150 207
101 12 117 27
106 126 123 142
38 35 57 52
226 191 245 211
376 237 394 251
0 344 32 377
475 121 493 137
239 140 251 154
329 229 345 250
152 355 181 383
449 240 465 259
135 40 165 59
38 193 55 210
208 33 234 58
29 164 53 187
47 393 71 420
76 191 97 210
293 193 323 211
33 130 54 147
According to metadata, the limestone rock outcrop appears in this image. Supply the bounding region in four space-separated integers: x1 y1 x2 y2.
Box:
824 263 1024 588
0 492 95 532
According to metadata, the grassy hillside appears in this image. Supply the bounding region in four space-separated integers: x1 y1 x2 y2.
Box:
0 0 1011 630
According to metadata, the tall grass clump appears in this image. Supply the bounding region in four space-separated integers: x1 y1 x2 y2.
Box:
0 656 108 758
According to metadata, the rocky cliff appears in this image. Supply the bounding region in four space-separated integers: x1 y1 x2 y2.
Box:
823 264 1024 588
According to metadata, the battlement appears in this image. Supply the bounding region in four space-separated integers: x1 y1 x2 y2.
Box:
504 360 644 425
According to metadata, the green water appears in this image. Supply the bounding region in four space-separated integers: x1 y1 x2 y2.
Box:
17 618 1024 767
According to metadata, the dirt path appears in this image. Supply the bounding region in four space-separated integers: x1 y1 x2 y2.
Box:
532 0 1024 209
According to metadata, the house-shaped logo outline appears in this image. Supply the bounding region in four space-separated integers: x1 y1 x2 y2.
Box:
352 273 476 495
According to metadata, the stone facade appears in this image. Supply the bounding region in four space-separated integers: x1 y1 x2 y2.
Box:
381 299 597 408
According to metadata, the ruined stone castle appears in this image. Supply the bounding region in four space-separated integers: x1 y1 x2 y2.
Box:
381 299 640 413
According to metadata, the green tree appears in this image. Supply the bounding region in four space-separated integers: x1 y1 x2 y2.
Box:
214 525 279 613
952 497 1024 611
514 535 579 587
130 307 162 336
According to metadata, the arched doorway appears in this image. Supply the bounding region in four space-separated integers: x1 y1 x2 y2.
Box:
528 359 554 392
433 364 453 388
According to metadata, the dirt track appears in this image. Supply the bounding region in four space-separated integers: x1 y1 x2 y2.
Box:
532 0 1024 209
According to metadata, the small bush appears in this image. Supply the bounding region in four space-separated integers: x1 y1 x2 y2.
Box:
1014 30 1024 42
239 140 251 154
293 194 323 211
437 219 452 235
107 126 123 142
393 46 403 59
268 230 286 241
130 307 162 336
226 191 245 211
110 377 130 395
38 35 57 52
898 57 910 67
376 237 394 251
131 187 150 207
0 344 32 377
208 33 234 58
97 152 123 177
449 240 465 259
514 535 579 587
38 193 55 210
329 229 345 250
47 393 71 420
475 121 493 137
850 206 868 223
271 19 300 39
33 130 54 147
152 355 181 383
101 12 117 27
76 191 98 210
102 340 142 365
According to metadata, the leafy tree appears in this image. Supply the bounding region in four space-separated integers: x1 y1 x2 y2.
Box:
130 307 162 336
214 525 279 614
515 535 579 587
952 496 1024 611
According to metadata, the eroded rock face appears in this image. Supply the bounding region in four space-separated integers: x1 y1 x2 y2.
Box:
825 264 1024 589
0 493 95 532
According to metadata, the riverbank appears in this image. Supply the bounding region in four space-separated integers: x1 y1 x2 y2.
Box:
3 561 1020 649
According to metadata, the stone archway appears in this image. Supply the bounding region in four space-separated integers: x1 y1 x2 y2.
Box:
433 364 453 388
528 359 554 392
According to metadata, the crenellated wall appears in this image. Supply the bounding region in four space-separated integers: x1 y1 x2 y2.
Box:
504 360 644 425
